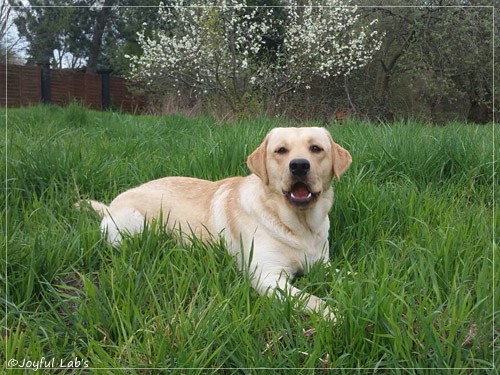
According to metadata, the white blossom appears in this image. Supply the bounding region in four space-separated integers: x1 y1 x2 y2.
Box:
128 0 383 109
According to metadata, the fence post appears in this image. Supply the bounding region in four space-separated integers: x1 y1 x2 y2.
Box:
100 69 111 110
40 63 51 104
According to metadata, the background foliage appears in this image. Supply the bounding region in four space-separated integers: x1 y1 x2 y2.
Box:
4 0 498 124
128 0 383 117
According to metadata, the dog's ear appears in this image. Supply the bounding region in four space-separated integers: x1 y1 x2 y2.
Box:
328 134 352 181
247 135 269 185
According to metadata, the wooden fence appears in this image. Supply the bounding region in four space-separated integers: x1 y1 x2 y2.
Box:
0 64 147 113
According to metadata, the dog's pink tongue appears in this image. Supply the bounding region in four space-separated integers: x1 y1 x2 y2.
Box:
291 184 310 200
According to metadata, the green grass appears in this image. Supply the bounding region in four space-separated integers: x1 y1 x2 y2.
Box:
2 104 498 372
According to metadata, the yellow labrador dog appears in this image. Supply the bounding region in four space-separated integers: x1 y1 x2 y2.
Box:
80 127 351 319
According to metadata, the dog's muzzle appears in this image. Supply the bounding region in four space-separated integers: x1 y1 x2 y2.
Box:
284 159 320 207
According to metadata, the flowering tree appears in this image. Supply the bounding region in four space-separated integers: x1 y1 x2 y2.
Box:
258 0 382 110
127 0 382 115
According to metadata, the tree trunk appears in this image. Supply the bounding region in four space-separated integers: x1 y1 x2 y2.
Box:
454 72 494 125
86 0 113 73
467 99 491 124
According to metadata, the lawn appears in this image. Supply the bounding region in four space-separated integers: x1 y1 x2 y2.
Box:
2 104 498 372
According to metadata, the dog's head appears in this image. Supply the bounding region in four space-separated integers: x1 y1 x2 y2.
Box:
247 127 352 209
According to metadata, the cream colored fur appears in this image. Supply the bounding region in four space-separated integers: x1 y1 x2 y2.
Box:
78 127 352 320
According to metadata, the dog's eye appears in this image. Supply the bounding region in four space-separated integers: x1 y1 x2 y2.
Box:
310 145 323 153
275 147 288 155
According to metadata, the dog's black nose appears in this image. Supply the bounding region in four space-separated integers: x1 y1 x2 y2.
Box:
289 158 310 176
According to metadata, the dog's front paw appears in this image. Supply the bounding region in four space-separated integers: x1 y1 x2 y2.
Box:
321 305 339 322
306 294 338 322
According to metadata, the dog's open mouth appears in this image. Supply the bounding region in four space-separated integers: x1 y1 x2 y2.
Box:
284 182 320 207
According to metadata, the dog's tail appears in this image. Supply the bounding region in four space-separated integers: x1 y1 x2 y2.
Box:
75 199 110 217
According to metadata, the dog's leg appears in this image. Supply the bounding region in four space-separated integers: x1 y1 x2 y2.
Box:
101 208 146 246
252 268 336 321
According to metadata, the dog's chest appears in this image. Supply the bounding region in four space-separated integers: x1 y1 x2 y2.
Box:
297 230 329 265
267 218 329 272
